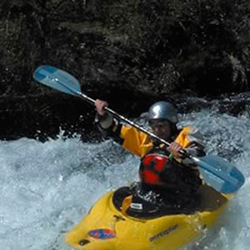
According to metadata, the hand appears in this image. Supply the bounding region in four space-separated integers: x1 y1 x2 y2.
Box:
168 142 182 159
95 99 108 116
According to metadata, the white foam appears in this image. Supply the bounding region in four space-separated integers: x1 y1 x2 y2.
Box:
0 108 250 249
0 136 138 249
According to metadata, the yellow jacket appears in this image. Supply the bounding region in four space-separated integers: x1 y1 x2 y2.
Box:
120 125 198 158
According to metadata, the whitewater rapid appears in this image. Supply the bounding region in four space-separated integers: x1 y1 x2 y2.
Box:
0 107 250 250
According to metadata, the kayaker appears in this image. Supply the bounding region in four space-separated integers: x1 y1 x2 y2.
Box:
95 99 206 212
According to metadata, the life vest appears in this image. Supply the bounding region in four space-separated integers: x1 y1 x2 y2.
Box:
119 125 194 157
119 125 201 190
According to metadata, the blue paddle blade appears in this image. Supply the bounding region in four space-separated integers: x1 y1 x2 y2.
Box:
198 155 245 194
33 65 81 96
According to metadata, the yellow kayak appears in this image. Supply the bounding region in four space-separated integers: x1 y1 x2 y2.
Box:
65 184 230 250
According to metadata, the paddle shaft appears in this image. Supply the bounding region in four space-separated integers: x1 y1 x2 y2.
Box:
78 91 173 147
53 74 199 163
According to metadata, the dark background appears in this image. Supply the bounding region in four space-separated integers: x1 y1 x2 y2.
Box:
1 0 250 140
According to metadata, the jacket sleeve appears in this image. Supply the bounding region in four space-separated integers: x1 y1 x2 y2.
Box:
95 112 153 157
95 112 123 143
175 126 206 168
120 125 153 157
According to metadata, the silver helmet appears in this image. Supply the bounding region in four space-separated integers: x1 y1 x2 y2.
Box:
148 101 178 124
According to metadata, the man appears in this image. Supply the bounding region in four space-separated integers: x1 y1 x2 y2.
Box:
95 99 205 213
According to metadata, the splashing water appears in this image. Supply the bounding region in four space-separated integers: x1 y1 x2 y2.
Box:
0 106 250 250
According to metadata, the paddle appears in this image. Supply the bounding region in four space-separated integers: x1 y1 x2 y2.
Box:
33 65 245 194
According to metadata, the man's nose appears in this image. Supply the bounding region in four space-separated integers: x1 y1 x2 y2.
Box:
153 127 160 133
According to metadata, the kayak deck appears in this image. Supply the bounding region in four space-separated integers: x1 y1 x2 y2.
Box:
65 184 229 250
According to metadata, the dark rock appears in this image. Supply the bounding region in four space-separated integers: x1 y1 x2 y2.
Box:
0 0 250 140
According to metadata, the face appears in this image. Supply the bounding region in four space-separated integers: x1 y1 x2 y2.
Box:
149 119 171 140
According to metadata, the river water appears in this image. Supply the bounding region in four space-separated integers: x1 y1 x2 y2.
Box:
1 97 250 250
